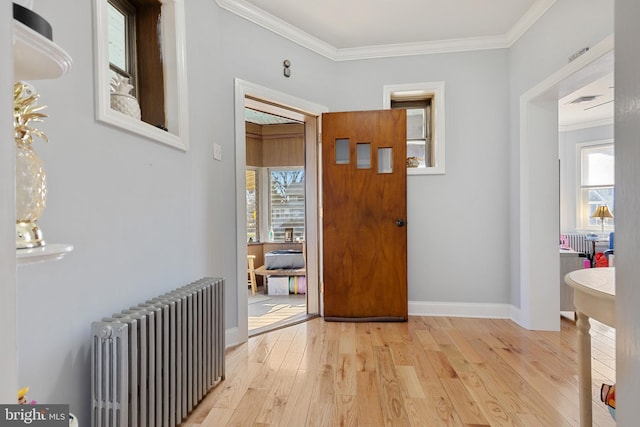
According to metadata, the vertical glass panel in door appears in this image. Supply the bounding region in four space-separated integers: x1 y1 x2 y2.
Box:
357 143 371 169
378 148 393 174
336 138 350 164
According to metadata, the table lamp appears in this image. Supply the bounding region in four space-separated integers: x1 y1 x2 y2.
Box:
591 205 613 238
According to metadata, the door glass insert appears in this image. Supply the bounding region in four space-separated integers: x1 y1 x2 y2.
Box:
335 138 350 164
357 143 371 169
378 147 393 173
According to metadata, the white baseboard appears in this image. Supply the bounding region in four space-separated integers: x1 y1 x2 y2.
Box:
408 300 513 319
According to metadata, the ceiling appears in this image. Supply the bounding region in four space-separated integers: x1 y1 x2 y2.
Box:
558 72 614 129
228 0 613 128
217 0 557 60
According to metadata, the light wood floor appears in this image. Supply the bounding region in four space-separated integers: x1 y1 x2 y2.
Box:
184 316 615 427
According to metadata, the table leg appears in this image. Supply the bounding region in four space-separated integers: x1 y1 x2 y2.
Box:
576 311 592 427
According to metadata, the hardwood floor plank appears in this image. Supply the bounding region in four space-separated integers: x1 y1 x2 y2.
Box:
183 316 616 427
395 365 426 399
278 369 315 426
356 371 386 426
374 345 412 425
440 377 489 425
223 387 270 426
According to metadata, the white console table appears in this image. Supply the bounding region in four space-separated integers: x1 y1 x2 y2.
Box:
564 267 615 427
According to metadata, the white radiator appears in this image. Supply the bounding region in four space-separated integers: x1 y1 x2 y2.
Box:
562 233 590 254
91 277 225 427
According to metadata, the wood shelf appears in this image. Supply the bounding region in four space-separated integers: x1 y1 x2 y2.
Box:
13 19 72 81
17 244 74 266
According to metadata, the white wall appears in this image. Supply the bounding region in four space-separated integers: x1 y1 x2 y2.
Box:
614 0 640 423
330 51 511 306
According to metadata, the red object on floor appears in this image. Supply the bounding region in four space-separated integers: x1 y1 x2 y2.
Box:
595 252 609 267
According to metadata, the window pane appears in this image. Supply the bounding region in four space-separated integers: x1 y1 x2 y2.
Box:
406 108 425 140
581 145 614 186
336 138 350 164
407 141 426 168
585 187 615 226
270 169 305 241
357 143 370 169
378 148 393 174
246 169 259 242
107 3 127 71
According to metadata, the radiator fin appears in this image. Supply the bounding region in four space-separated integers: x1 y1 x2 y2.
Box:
562 232 591 254
91 277 225 427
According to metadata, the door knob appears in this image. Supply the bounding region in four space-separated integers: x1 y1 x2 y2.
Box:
396 219 406 227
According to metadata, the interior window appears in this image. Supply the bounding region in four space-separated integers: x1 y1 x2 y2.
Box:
107 0 136 93
383 81 445 174
391 99 431 168
107 0 166 128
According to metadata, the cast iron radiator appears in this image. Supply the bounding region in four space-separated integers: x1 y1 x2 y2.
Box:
562 232 590 254
91 277 225 427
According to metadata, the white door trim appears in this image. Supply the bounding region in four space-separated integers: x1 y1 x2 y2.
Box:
233 79 328 345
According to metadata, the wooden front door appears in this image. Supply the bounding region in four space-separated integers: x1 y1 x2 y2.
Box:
322 109 407 321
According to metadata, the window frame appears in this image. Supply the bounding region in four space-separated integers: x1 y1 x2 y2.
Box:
246 168 260 243
383 81 445 175
268 167 306 242
107 0 137 93
93 0 190 151
576 139 614 230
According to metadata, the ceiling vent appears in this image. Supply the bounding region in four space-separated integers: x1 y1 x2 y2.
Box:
570 95 600 104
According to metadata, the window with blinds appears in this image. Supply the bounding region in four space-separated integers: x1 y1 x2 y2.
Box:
269 168 305 241
246 169 259 242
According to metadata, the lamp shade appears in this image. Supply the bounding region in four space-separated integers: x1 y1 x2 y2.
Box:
592 205 614 219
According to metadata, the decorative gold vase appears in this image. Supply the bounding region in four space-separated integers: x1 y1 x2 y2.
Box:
13 82 48 249
15 138 47 248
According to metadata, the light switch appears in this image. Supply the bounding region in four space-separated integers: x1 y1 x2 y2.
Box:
213 143 222 161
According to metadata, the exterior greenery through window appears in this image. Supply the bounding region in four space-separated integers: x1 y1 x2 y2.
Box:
580 142 614 229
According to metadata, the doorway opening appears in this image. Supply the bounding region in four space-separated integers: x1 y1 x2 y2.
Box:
234 79 328 343
518 35 613 330
245 106 310 336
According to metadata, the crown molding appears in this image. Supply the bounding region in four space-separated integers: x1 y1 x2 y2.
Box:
216 0 338 59
217 0 557 61
506 0 557 46
333 36 508 61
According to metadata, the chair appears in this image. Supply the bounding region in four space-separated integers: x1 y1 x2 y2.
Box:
247 255 257 295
